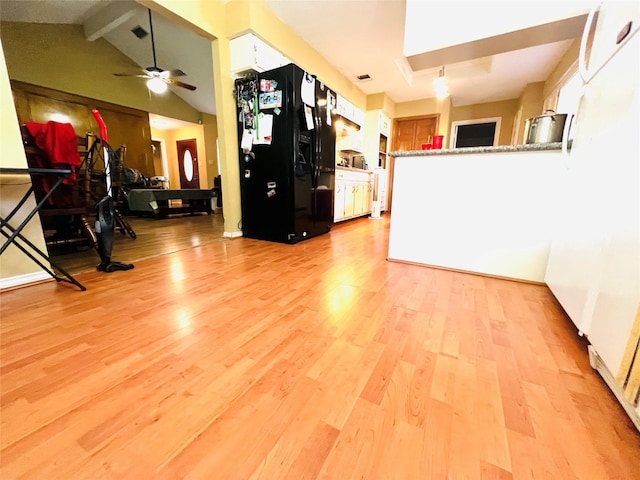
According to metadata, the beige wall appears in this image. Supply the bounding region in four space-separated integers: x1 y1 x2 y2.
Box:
543 38 580 111
1 22 202 123
449 99 519 146
0 37 50 284
202 113 219 183
513 82 545 144
151 124 209 189
394 97 452 144
367 93 395 118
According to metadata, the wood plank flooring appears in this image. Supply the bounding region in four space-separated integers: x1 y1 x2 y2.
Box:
1 215 639 479
49 213 225 275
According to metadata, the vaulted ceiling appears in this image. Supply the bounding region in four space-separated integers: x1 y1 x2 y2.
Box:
0 0 589 114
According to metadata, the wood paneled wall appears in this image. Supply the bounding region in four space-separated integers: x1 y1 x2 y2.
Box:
10 81 155 176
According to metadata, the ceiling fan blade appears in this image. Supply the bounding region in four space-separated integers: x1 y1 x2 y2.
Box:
113 73 152 78
165 69 186 78
165 78 197 91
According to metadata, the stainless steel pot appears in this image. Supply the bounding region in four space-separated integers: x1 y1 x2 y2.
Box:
525 110 568 144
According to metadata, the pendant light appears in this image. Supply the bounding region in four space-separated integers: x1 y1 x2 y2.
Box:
434 66 449 100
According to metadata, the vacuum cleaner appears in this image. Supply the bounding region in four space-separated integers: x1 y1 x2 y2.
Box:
91 109 134 273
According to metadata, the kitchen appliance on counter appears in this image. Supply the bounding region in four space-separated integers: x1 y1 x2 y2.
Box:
524 110 568 144
352 155 367 170
544 0 640 429
235 63 336 243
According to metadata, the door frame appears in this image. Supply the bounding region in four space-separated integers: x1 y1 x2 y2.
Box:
177 138 200 189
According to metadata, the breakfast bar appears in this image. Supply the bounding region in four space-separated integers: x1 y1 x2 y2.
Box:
387 143 565 282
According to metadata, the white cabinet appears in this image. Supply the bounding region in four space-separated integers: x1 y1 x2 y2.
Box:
379 111 391 137
336 94 364 127
334 181 346 222
230 33 290 77
364 110 391 169
334 168 373 222
336 130 364 154
364 110 391 212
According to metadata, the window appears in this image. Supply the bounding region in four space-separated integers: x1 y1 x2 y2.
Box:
450 117 501 148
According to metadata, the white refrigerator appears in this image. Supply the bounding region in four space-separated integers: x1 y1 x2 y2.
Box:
544 0 639 426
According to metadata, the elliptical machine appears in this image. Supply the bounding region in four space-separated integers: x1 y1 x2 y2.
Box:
91 109 134 273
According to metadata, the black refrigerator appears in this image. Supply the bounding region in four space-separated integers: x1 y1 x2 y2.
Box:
235 63 336 244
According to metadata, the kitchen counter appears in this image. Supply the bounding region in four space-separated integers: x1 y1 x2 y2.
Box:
389 142 564 157
335 165 373 173
387 148 565 282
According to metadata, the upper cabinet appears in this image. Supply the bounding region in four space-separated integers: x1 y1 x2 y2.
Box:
230 34 290 77
379 111 391 137
336 94 364 126
364 110 392 169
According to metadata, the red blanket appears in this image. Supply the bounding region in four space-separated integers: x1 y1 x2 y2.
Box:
25 121 81 185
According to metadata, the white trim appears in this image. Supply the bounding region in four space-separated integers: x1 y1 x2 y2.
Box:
151 138 170 188
0 271 51 291
223 231 243 238
589 345 640 432
450 117 502 148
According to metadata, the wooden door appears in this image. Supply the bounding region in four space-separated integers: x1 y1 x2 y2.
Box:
177 139 199 189
393 116 439 150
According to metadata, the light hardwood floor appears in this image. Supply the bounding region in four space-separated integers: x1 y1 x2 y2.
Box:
1 215 639 479
49 213 226 275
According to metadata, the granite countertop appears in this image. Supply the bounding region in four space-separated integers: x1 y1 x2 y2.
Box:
336 165 373 173
389 142 565 157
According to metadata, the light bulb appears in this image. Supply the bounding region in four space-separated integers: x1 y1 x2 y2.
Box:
434 75 449 100
147 77 168 94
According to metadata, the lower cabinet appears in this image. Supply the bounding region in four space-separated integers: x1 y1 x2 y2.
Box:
334 168 373 222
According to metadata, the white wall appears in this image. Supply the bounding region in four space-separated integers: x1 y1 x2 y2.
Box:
388 150 564 282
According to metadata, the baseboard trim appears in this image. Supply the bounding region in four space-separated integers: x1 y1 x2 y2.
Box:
0 271 51 291
223 231 243 239
385 257 545 285
588 345 640 432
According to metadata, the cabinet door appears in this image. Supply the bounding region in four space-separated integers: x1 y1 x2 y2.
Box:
365 181 374 213
344 182 355 218
334 180 346 221
354 182 367 216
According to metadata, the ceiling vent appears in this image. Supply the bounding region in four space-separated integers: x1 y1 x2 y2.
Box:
131 25 148 39
356 74 372 82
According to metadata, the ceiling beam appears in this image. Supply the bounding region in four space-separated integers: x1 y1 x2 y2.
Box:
83 1 139 42
407 15 587 72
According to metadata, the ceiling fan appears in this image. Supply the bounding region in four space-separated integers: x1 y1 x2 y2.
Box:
113 9 197 93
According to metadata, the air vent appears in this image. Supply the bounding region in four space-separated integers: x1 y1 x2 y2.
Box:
131 25 148 39
356 74 372 82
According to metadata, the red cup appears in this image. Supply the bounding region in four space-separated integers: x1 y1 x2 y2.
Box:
432 135 444 149
421 143 432 150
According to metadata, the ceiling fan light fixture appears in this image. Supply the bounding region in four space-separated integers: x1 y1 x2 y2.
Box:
147 76 168 94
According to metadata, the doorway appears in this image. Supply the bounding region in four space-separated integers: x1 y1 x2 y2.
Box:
177 138 200 189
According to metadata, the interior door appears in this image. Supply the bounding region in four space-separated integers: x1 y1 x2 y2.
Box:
177 139 199 189
394 116 439 150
